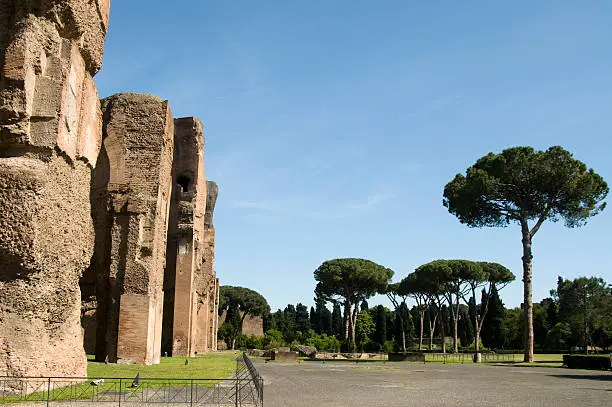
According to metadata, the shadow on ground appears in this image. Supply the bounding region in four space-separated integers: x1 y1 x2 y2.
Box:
548 373 612 381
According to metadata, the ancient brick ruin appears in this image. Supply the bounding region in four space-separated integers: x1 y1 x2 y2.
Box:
0 1 219 376
161 119 219 358
0 0 110 378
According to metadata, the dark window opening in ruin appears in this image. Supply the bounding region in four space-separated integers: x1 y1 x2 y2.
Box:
177 174 191 192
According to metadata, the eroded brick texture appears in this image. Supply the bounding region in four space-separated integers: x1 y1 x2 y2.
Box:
199 181 220 353
0 0 109 378
161 119 219 357
89 93 174 365
82 108 219 364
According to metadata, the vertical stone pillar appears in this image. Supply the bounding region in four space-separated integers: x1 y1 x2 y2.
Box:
192 181 219 353
0 0 109 378
162 117 206 357
93 93 174 365
213 278 220 351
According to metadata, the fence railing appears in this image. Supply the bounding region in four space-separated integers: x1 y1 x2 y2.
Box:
241 353 263 405
426 352 521 363
0 353 263 406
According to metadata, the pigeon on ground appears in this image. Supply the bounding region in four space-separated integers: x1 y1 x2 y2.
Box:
131 373 140 388
90 379 104 386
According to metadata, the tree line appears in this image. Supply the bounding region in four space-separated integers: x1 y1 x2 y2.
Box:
217 274 610 354
217 145 608 360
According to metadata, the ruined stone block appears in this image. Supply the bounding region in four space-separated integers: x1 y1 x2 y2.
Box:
92 93 174 365
1 1 109 151
162 117 218 357
0 155 95 378
0 0 108 379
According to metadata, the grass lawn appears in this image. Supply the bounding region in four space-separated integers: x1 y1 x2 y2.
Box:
0 352 241 404
516 353 564 368
87 351 240 379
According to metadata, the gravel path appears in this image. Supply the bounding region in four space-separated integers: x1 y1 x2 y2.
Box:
254 360 612 407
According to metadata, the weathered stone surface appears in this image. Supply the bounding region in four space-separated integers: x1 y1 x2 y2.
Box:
0 0 109 378
90 93 174 365
270 351 298 362
218 310 264 339
162 117 204 357
198 180 219 353
0 0 109 153
2 1 221 372
0 155 95 377
82 110 220 364
291 345 317 358
161 118 219 357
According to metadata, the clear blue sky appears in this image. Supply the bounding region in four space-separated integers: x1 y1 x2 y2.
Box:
95 1 612 312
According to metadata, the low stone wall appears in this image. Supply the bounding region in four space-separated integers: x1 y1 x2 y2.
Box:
313 352 388 360
270 351 298 361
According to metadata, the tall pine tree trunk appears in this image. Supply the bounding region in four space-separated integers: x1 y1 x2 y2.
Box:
428 312 437 351
452 297 459 353
471 287 479 352
351 304 359 349
439 311 446 354
400 305 406 352
400 317 406 352
475 285 492 354
521 220 535 362
474 322 480 352
419 310 424 351
344 300 351 341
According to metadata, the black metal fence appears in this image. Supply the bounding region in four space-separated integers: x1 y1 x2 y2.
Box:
426 352 521 363
0 353 263 406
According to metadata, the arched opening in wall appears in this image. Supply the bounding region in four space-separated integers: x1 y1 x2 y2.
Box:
176 173 192 193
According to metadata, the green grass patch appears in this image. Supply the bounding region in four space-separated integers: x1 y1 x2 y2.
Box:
494 354 564 368
87 351 239 379
534 354 564 362
1 352 240 404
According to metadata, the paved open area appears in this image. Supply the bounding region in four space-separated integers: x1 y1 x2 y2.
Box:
253 360 612 407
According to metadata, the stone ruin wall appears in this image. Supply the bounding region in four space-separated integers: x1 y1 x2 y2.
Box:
194 180 220 354
217 311 263 350
86 93 174 365
0 0 109 377
0 0 219 376
162 117 212 357
241 315 264 338
84 111 219 363
218 311 264 338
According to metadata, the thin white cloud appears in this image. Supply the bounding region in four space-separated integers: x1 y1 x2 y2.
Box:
228 189 396 222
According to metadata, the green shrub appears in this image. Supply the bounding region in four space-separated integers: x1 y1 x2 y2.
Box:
464 340 486 351
382 341 395 354
234 334 248 349
563 354 611 370
305 333 341 352
263 329 285 349
359 339 379 352
244 334 263 349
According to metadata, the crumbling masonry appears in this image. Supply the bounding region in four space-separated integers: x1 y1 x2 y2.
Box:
0 0 219 376
0 0 110 378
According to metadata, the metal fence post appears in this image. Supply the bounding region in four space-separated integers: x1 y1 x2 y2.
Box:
190 379 193 407
235 371 239 407
118 378 122 407
46 377 50 407
260 377 264 406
